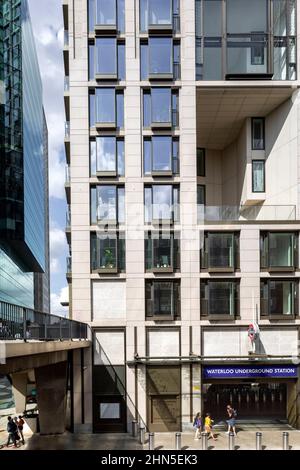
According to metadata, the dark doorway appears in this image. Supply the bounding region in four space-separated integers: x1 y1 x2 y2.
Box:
147 366 181 432
93 395 126 433
203 382 287 420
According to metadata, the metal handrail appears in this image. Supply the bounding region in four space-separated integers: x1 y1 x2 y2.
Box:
0 300 88 341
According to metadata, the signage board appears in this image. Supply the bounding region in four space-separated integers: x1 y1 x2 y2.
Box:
203 365 298 380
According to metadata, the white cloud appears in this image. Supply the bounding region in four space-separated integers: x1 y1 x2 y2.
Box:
51 286 69 317
50 226 67 273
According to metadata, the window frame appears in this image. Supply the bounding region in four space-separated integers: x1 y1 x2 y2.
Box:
201 279 239 320
144 184 180 225
90 89 124 129
197 148 206 177
91 232 125 273
201 231 240 272
145 231 180 273
251 117 265 150
88 0 125 33
145 279 181 320
260 231 298 272
260 279 298 319
94 185 125 226
252 160 265 193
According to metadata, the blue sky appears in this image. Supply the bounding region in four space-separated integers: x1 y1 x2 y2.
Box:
27 0 68 315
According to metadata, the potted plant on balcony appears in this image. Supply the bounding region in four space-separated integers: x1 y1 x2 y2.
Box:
104 248 115 269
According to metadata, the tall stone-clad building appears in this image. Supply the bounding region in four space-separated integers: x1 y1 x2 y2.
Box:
64 0 300 433
0 0 50 312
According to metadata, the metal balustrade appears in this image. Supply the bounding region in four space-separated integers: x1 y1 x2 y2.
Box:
0 300 88 341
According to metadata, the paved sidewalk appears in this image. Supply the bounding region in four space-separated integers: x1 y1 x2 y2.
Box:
1 429 300 451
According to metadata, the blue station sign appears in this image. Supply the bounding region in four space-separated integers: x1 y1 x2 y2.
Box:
203 364 298 379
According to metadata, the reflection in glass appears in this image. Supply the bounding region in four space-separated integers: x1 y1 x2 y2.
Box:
97 186 117 222
149 37 172 75
208 282 235 315
97 0 116 25
209 233 234 269
269 233 294 268
149 0 172 25
96 89 115 124
96 38 117 75
152 88 171 123
96 137 116 173
252 161 265 193
152 137 172 172
153 238 172 268
153 185 172 220
270 281 294 315
252 118 265 150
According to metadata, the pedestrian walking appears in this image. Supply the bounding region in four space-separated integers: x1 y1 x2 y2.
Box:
204 413 217 441
6 416 18 448
193 412 202 440
16 416 25 445
226 404 237 436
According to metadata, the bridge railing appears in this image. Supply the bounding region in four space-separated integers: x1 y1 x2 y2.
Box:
0 300 88 341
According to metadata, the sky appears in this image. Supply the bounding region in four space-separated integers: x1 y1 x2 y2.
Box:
27 0 68 315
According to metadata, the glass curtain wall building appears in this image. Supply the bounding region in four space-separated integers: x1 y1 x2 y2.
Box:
0 0 49 310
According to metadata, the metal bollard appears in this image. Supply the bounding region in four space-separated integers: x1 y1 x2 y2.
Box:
229 432 235 450
201 432 208 450
139 426 145 445
175 432 182 450
132 420 138 438
256 432 262 450
283 432 289 450
149 432 155 450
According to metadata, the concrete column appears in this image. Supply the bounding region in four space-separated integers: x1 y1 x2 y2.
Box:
11 372 28 414
73 349 83 431
35 361 68 435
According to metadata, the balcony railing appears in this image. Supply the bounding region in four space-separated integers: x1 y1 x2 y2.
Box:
0 300 88 341
65 121 70 138
64 30 69 47
66 205 71 229
64 76 70 91
67 256 72 274
198 205 296 223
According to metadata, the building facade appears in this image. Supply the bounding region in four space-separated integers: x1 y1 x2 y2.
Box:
0 0 50 311
64 0 300 433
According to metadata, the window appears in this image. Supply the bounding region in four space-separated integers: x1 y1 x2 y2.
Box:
140 40 180 80
88 0 125 33
252 160 265 193
261 280 298 317
197 148 205 177
89 89 124 128
90 137 125 176
90 185 125 225
91 232 125 272
144 185 180 224
140 0 180 32
252 118 265 150
201 232 239 271
145 280 180 319
144 137 179 175
201 280 239 318
145 232 180 272
260 232 298 271
143 88 179 128
197 185 206 205
89 41 125 80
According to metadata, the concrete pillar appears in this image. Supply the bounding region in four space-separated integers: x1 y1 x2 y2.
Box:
73 349 83 431
11 372 28 414
35 361 68 435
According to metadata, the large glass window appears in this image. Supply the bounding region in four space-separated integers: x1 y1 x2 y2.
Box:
149 37 172 76
201 280 238 317
140 0 180 32
260 232 297 270
201 232 239 271
261 280 298 316
252 161 265 193
88 0 125 32
195 0 297 80
145 280 180 318
143 88 178 127
90 89 124 128
145 232 180 272
144 185 179 223
91 186 125 224
252 118 265 150
144 137 179 175
91 232 125 272
197 148 205 177
90 139 124 176
89 42 125 80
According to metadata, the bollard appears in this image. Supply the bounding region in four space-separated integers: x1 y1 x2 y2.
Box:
132 420 138 438
283 432 289 450
201 432 208 450
175 432 182 450
229 432 235 450
149 432 155 450
256 432 262 450
139 426 145 445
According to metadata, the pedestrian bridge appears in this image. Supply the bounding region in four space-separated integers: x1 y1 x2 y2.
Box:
0 300 91 435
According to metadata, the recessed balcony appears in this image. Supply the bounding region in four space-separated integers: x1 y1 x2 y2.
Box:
199 204 296 224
